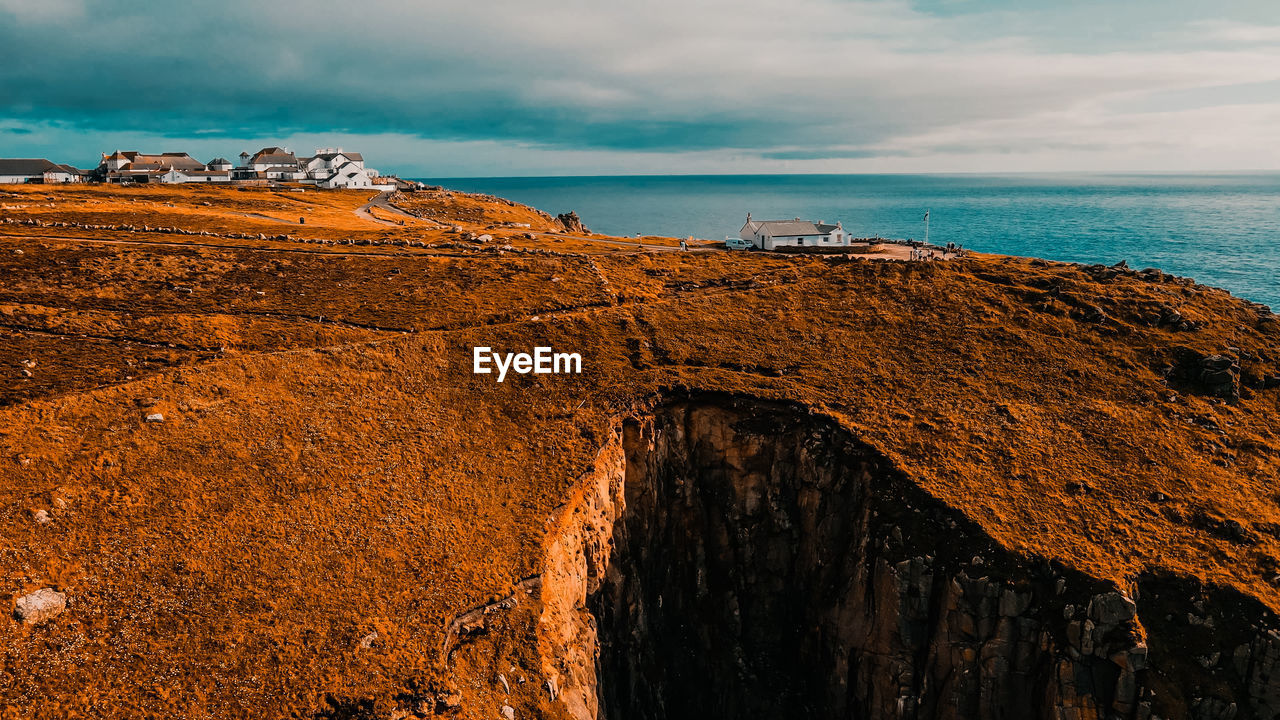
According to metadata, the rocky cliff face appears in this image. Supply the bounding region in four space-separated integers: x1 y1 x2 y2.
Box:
538 396 1280 720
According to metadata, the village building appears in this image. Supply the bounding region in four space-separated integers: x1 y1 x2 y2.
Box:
739 214 847 250
98 151 214 183
303 149 378 189
159 167 232 184
0 159 84 184
234 147 300 178
231 147 385 188
82 146 394 187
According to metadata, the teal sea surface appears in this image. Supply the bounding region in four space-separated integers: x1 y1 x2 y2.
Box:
422 174 1280 309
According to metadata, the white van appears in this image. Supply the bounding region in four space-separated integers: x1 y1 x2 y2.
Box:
724 236 752 250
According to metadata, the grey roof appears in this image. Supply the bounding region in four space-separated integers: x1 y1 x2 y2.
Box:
207 157 230 165
254 154 297 165
756 220 823 236
314 151 363 161
251 147 297 165
0 158 60 175
122 153 204 171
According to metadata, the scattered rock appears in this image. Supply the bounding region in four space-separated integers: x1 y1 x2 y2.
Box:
145 413 165 423
435 691 463 713
357 630 378 649
499 705 515 720
32 509 51 525
14 588 66 625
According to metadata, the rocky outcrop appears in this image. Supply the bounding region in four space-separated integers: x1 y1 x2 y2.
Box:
556 212 589 234
1167 349 1241 400
537 396 1280 720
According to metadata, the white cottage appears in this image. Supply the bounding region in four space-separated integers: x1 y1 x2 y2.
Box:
0 159 83 183
302 149 377 188
740 214 846 250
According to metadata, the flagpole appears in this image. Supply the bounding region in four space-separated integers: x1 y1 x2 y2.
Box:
924 209 930 246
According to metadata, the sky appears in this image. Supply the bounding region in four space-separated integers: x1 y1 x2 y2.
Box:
1 0 1278 176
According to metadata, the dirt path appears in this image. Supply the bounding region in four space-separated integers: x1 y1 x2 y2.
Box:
355 192 421 226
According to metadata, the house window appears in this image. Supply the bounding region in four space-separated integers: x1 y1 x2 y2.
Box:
797 237 805 245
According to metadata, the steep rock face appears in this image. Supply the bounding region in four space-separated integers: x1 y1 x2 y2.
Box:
538 397 1280 720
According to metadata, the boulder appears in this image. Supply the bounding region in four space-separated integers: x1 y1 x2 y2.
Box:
1088 591 1137 627
14 588 66 625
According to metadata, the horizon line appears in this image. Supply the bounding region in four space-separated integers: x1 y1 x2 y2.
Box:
413 169 1280 180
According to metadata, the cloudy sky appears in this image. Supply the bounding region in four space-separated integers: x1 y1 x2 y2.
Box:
1 0 1278 176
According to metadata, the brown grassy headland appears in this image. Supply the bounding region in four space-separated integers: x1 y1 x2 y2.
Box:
0 184 1277 718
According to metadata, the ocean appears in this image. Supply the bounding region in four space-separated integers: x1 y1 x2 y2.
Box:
421 173 1280 309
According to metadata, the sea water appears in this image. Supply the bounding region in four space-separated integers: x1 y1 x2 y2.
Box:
422 173 1280 309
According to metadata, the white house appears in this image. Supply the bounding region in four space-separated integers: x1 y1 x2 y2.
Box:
315 162 375 188
159 168 232 184
0 159 83 183
740 213 846 250
240 147 299 173
300 149 381 188
301 149 362 175
264 166 307 181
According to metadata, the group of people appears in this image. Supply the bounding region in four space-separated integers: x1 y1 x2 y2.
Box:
911 241 965 261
